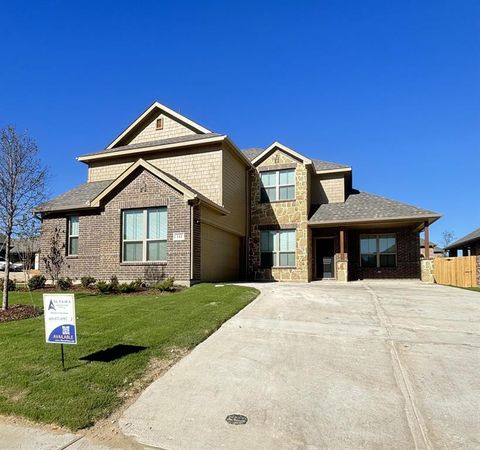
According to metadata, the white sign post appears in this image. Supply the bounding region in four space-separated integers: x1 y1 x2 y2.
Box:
43 294 77 370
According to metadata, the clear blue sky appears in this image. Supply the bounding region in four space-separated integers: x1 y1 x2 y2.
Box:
1 0 479 244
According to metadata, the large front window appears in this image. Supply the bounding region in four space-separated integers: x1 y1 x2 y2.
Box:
122 208 167 262
260 229 296 267
260 169 295 202
360 234 396 268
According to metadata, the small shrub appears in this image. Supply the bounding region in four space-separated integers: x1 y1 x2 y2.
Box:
0 278 16 291
119 279 144 293
28 275 46 290
81 275 96 288
58 277 73 290
95 275 123 294
95 280 111 294
109 275 120 294
155 277 175 292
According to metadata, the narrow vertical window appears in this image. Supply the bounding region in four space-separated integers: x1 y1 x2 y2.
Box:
67 216 79 256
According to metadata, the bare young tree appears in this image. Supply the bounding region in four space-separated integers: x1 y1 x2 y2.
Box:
42 226 65 287
441 230 456 249
0 126 47 310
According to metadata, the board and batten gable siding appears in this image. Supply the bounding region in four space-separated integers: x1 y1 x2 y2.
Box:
87 145 223 205
310 173 346 204
39 169 195 284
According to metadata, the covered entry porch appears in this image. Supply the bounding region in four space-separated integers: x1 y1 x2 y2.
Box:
310 223 425 281
308 191 441 282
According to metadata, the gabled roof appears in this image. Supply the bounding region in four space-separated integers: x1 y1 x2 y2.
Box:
242 144 351 174
251 142 312 166
35 180 113 213
420 238 443 252
445 227 480 250
107 101 211 149
36 160 228 215
309 191 441 226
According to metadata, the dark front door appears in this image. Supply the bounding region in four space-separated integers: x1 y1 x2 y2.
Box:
315 238 335 279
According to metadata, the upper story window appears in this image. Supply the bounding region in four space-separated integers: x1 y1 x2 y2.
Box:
156 118 164 130
360 234 397 268
67 216 79 256
260 169 295 202
122 207 167 262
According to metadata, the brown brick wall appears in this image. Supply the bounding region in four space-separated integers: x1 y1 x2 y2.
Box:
39 168 193 284
348 228 420 280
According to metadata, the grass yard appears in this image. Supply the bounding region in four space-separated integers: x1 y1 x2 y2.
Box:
0 284 258 430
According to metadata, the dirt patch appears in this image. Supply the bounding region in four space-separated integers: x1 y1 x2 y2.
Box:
0 305 42 323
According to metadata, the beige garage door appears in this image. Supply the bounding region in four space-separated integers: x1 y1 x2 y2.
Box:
201 224 241 281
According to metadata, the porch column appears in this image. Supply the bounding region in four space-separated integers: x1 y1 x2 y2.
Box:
424 221 430 259
340 228 345 259
336 228 348 282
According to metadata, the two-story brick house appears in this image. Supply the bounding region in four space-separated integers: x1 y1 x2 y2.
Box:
36 101 441 284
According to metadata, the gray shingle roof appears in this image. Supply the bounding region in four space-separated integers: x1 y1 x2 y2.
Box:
35 180 113 213
241 148 351 173
242 148 264 161
312 159 350 172
309 191 441 224
445 227 480 250
81 133 222 158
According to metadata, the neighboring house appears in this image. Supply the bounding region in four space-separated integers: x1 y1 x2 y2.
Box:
420 238 444 258
445 227 480 256
10 238 40 270
36 101 441 284
0 235 6 260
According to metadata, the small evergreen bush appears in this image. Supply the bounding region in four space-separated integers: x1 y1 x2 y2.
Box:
0 278 16 291
155 277 175 292
58 277 73 290
80 275 96 288
28 275 46 290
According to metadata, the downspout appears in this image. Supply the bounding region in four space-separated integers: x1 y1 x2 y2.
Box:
190 202 194 284
245 167 253 280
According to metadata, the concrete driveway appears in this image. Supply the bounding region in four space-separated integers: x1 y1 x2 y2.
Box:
120 281 480 449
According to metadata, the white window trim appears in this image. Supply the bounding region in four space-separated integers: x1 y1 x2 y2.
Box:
67 216 79 256
122 208 167 263
260 169 295 202
261 229 296 268
360 233 397 268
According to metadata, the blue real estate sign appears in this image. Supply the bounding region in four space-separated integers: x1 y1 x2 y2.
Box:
43 294 77 344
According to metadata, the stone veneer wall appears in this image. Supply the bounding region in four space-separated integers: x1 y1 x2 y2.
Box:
249 150 310 281
39 169 195 284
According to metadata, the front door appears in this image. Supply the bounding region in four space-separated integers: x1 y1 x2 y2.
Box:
315 238 335 279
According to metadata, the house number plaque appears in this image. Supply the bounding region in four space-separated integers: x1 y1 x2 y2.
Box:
173 232 185 241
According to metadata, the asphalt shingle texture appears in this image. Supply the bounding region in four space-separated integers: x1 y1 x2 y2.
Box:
445 227 480 250
309 191 440 224
241 149 350 172
82 133 222 157
36 180 113 212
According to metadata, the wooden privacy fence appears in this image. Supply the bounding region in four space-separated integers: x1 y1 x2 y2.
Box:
433 256 478 288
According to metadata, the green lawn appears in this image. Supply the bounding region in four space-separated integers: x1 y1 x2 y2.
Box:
0 284 258 430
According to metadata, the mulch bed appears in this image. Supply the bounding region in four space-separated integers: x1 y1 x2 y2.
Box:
0 304 43 323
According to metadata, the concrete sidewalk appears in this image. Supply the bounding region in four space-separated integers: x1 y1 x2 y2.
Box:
119 281 480 449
